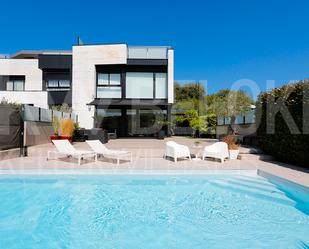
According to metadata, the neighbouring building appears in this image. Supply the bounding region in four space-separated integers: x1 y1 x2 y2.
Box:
0 44 174 137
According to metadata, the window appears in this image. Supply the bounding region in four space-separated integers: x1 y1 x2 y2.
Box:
47 79 71 89
6 81 14 91
98 74 109 85
6 78 25 91
125 72 167 99
96 73 121 98
155 73 167 98
59 80 70 87
126 72 154 99
47 80 59 88
98 73 121 85
97 87 122 98
110 74 121 85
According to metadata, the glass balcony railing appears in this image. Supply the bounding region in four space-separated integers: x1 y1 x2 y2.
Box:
128 46 168 59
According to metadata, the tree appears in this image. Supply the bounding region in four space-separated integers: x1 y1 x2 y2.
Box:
176 110 207 137
52 103 72 113
174 82 207 116
207 89 253 134
174 82 205 102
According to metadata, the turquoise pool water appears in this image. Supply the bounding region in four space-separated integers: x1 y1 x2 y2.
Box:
0 173 308 249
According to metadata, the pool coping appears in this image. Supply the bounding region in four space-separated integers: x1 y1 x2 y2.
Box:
0 169 258 176
0 169 308 191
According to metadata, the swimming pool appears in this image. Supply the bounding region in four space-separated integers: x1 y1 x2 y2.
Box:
0 171 308 249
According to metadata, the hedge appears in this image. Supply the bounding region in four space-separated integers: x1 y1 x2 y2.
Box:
256 80 309 168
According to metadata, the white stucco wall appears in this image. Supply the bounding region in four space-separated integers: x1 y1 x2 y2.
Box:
72 44 127 128
0 91 48 108
0 59 47 108
0 59 42 90
167 49 174 104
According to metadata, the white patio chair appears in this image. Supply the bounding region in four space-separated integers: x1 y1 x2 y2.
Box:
47 140 97 165
86 140 132 165
164 141 191 162
202 142 229 163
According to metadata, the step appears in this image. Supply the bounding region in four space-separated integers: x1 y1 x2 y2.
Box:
208 178 295 206
239 153 274 161
233 175 276 188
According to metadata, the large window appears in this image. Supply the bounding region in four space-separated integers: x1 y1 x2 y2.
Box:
126 72 167 99
6 77 25 91
155 73 167 99
97 73 121 98
126 72 153 99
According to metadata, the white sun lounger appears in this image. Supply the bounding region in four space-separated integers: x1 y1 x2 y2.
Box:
202 142 229 163
86 140 132 165
47 140 97 165
164 141 191 162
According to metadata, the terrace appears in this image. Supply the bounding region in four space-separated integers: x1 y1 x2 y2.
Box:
0 137 308 187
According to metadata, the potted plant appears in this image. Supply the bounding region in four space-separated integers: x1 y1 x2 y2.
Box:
60 119 75 142
50 116 61 140
222 135 240 159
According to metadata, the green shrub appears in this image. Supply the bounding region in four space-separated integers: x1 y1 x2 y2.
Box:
256 80 309 167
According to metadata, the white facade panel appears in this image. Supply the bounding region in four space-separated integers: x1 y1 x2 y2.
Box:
0 91 48 109
0 59 42 91
72 44 127 128
167 49 174 103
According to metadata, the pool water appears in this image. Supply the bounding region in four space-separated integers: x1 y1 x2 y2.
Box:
0 173 308 249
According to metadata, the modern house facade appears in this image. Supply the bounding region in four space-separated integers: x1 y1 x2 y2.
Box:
0 44 174 137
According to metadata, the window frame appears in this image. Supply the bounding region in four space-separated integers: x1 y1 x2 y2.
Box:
46 79 71 89
96 73 122 99
154 72 167 99
125 72 154 99
97 73 121 86
96 86 122 99
125 72 167 99
5 78 25 91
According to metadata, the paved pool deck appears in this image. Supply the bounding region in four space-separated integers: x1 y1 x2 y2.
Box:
0 137 308 187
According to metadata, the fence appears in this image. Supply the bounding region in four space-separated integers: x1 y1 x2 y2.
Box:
217 111 255 126
23 105 78 148
0 104 78 154
23 105 78 123
0 105 22 150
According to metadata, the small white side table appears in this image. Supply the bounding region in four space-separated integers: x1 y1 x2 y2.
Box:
191 145 203 161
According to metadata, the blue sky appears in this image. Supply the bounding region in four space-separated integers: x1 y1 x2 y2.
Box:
1 0 308 97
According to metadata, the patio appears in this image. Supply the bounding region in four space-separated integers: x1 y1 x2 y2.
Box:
0 137 308 187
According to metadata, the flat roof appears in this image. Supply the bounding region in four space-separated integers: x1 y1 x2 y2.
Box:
10 50 72 59
9 44 172 59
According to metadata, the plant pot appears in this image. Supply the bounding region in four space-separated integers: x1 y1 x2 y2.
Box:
50 135 73 143
157 130 166 139
50 135 59 141
229 149 239 160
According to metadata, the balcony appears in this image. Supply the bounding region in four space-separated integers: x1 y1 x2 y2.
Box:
128 46 169 59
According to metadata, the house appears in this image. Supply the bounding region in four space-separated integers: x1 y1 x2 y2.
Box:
0 44 174 137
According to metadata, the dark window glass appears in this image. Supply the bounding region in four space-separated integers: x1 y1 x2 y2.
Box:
6 78 25 91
